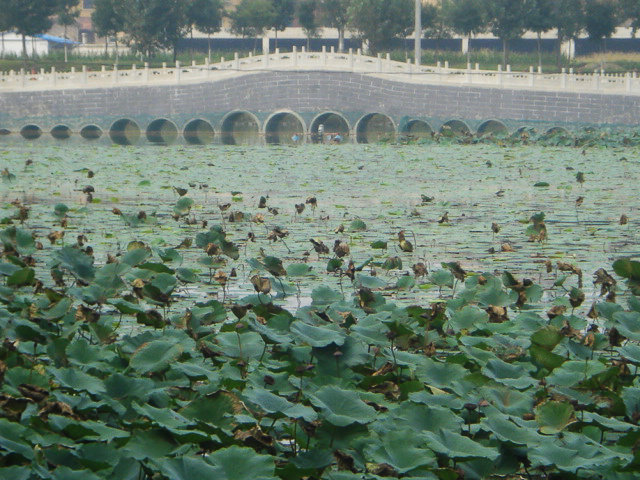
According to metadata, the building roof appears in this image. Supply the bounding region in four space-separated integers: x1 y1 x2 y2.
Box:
36 34 80 45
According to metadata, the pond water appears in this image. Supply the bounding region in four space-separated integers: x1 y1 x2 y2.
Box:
2 141 639 315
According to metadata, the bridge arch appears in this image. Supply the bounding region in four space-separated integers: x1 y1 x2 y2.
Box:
146 118 179 145
221 110 260 145
51 125 72 140
545 126 571 136
309 111 350 143
401 119 433 140
80 125 103 140
355 113 395 144
20 124 42 140
477 120 508 136
264 110 306 145
0 129 10 137
109 119 140 145
440 119 471 137
183 118 214 145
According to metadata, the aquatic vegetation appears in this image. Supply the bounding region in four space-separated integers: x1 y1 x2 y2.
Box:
0 141 639 479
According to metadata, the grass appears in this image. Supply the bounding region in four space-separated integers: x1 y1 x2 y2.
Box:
1 48 639 74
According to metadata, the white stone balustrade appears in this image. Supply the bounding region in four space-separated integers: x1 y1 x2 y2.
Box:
0 49 637 96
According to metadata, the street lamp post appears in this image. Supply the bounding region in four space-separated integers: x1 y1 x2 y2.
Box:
415 0 421 66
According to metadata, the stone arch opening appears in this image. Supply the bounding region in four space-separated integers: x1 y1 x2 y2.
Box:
20 125 42 140
402 119 433 140
477 120 508 136
221 111 260 145
51 125 72 140
440 120 471 137
265 111 305 145
80 125 103 140
356 113 395 144
545 126 571 136
109 119 140 146
146 118 178 145
183 119 214 145
310 112 350 144
0 129 11 136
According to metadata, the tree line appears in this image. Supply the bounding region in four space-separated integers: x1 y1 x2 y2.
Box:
2 0 640 64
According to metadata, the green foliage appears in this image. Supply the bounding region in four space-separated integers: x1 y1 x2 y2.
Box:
230 0 276 38
347 0 414 54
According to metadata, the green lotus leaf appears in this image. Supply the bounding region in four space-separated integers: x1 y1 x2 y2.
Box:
286 263 313 276
129 340 183 374
535 401 575 434
52 247 95 283
365 431 436 473
423 429 499 460
290 321 346 348
207 445 276 480
309 386 376 426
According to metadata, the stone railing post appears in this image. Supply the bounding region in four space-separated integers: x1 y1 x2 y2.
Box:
376 53 382 73
526 66 533 87
51 67 57 87
175 61 181 83
406 58 412 75
292 46 298 67
497 64 503 86
20 68 25 88
82 65 88 84
234 52 240 70
466 63 471 84
349 48 354 70
112 65 118 84
561 68 567 89
264 50 269 68
386 53 391 72
144 63 149 83
322 45 327 66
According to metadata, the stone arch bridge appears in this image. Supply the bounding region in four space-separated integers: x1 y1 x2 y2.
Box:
0 50 638 145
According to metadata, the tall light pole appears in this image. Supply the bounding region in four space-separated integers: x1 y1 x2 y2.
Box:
415 0 422 66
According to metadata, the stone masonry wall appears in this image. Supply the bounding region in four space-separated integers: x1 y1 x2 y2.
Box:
0 71 637 132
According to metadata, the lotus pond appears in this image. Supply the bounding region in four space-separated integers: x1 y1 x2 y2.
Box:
1 139 640 480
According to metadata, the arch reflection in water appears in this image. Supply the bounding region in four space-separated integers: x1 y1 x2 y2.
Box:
265 112 305 145
109 119 141 145
20 125 42 140
51 125 72 140
146 119 179 145
184 119 215 145
477 120 508 137
402 119 433 141
440 120 471 137
80 125 103 140
356 113 395 144
310 112 350 144
221 111 260 145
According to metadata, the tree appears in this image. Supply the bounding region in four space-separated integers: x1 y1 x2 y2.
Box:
124 0 188 61
185 0 224 60
442 0 486 64
551 0 585 67
230 0 276 49
347 0 414 54
621 0 640 36
55 0 80 62
585 0 620 55
5 0 55 58
92 0 126 58
422 2 452 61
319 0 350 52
298 0 319 50
523 0 554 69
271 0 295 49
484 0 531 66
